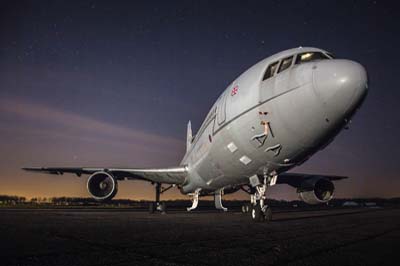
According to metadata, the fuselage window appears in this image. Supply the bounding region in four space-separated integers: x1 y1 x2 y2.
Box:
263 61 279 80
295 52 330 65
278 56 293 73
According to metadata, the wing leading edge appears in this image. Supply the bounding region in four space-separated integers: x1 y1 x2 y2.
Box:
277 172 348 188
22 166 188 185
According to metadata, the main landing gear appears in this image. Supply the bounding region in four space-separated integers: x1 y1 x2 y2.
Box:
242 174 276 222
149 183 174 214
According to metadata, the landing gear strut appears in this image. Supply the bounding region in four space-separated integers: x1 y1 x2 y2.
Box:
214 189 228 212
187 188 200 211
149 183 173 214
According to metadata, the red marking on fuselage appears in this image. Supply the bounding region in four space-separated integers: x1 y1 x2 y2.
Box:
231 86 238 96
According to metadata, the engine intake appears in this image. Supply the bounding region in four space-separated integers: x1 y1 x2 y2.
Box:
87 171 118 201
297 177 334 204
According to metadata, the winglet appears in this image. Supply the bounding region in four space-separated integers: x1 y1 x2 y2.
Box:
186 120 192 152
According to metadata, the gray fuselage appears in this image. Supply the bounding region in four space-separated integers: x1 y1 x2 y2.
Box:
180 47 368 194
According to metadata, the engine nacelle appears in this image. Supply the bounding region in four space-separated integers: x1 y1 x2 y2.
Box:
87 171 118 201
297 177 334 205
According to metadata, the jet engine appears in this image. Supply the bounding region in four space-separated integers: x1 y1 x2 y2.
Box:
297 177 334 204
87 171 118 201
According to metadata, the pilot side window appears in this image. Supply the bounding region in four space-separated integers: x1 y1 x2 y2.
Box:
262 61 279 80
325 53 335 59
295 52 330 64
278 56 293 73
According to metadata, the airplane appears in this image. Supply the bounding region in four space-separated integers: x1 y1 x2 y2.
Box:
23 47 368 222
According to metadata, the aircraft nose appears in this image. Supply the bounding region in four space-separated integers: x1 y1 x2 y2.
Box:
313 59 368 120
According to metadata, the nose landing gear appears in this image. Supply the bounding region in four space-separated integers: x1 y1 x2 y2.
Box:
250 202 272 222
250 181 273 222
243 174 276 222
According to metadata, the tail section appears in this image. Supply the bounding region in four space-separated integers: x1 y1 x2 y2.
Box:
186 120 192 152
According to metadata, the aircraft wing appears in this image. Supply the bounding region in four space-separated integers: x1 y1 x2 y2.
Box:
22 166 188 185
277 172 348 188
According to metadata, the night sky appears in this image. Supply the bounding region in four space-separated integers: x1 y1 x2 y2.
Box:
1 0 399 200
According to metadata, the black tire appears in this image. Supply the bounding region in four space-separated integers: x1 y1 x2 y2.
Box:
149 202 155 213
242 203 251 213
245 203 251 213
251 204 263 222
160 202 167 213
263 206 272 222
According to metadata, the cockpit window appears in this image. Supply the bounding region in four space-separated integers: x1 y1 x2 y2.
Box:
295 52 330 64
263 61 279 80
278 56 293 73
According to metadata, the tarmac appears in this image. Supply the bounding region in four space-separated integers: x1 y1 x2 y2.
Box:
0 207 399 266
